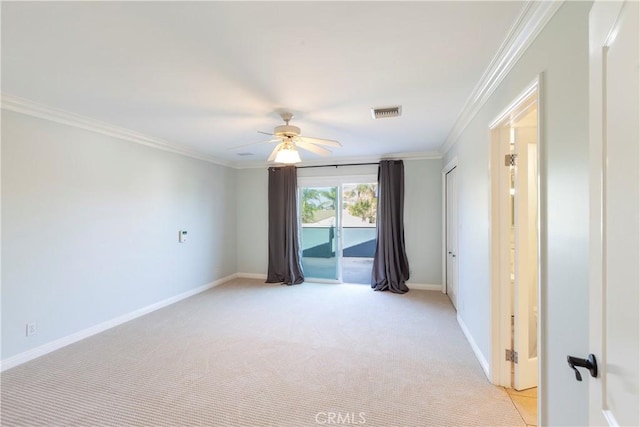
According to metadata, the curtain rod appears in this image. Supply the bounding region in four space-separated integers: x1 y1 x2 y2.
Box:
295 162 380 169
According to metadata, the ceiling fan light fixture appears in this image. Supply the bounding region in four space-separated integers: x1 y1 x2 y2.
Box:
274 145 301 164
274 124 301 137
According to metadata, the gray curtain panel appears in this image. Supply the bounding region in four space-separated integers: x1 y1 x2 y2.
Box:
371 160 410 293
266 166 304 285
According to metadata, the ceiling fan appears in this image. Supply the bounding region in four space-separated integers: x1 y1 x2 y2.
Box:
229 112 342 164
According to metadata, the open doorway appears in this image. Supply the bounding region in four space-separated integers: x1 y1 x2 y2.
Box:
444 162 459 309
298 177 378 284
490 77 540 423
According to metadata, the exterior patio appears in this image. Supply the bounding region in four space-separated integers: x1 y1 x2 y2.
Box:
302 256 373 285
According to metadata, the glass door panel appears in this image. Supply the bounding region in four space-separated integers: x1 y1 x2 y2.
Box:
300 186 339 280
341 183 377 284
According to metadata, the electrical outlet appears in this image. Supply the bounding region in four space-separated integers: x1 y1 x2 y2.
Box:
26 322 37 337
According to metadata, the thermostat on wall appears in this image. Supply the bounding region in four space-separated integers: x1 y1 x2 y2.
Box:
179 230 188 243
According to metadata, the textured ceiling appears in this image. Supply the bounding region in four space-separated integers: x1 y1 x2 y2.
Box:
1 1 525 166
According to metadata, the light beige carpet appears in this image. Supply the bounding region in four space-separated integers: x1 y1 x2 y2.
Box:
1 279 525 426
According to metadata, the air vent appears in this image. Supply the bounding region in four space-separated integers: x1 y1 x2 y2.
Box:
371 106 402 119
236 152 254 156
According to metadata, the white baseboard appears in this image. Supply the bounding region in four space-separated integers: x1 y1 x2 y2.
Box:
407 283 442 291
457 314 491 379
236 272 268 280
0 274 236 372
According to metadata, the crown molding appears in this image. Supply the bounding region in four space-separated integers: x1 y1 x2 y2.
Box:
233 151 443 170
2 94 439 170
439 0 564 157
1 94 231 167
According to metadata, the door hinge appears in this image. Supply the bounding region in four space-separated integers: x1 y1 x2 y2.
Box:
505 154 517 166
505 349 519 364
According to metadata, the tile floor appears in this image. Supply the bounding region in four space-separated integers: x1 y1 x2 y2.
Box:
505 387 537 426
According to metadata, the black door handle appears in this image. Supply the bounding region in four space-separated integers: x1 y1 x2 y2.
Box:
567 354 598 381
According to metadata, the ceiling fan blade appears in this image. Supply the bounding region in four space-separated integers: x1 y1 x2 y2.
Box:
295 139 332 156
267 143 284 162
258 130 275 136
298 135 342 147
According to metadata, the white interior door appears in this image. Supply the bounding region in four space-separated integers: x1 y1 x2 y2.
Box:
589 1 639 425
513 126 538 391
445 167 458 309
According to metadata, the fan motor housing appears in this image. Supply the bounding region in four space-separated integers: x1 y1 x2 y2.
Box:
274 125 300 137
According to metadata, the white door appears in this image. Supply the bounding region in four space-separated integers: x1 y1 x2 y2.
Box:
589 1 639 425
513 126 538 391
446 167 458 309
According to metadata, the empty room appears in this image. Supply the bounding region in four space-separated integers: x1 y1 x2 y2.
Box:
2 1 639 426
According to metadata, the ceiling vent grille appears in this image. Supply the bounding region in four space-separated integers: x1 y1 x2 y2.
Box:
371 106 402 119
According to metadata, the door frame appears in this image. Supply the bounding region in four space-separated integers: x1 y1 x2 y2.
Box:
442 158 458 298
297 174 377 283
488 74 543 390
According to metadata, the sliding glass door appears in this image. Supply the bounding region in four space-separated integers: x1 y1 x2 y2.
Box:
341 183 377 284
298 176 377 284
300 186 340 281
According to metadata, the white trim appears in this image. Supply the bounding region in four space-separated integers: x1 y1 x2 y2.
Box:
442 157 459 177
1 94 231 167
407 283 442 291
602 410 619 427
442 157 458 295
0 274 236 372
1 94 442 170
489 77 541 129
236 272 268 280
536 73 546 422
440 0 563 157
457 314 490 379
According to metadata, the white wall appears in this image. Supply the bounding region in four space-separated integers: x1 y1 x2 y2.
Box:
443 2 591 425
403 159 442 285
236 159 443 286
236 167 268 275
1 110 237 360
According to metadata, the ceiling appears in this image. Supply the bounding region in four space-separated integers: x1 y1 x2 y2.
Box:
1 1 525 167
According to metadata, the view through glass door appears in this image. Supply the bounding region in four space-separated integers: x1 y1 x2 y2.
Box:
299 180 377 284
300 186 340 280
